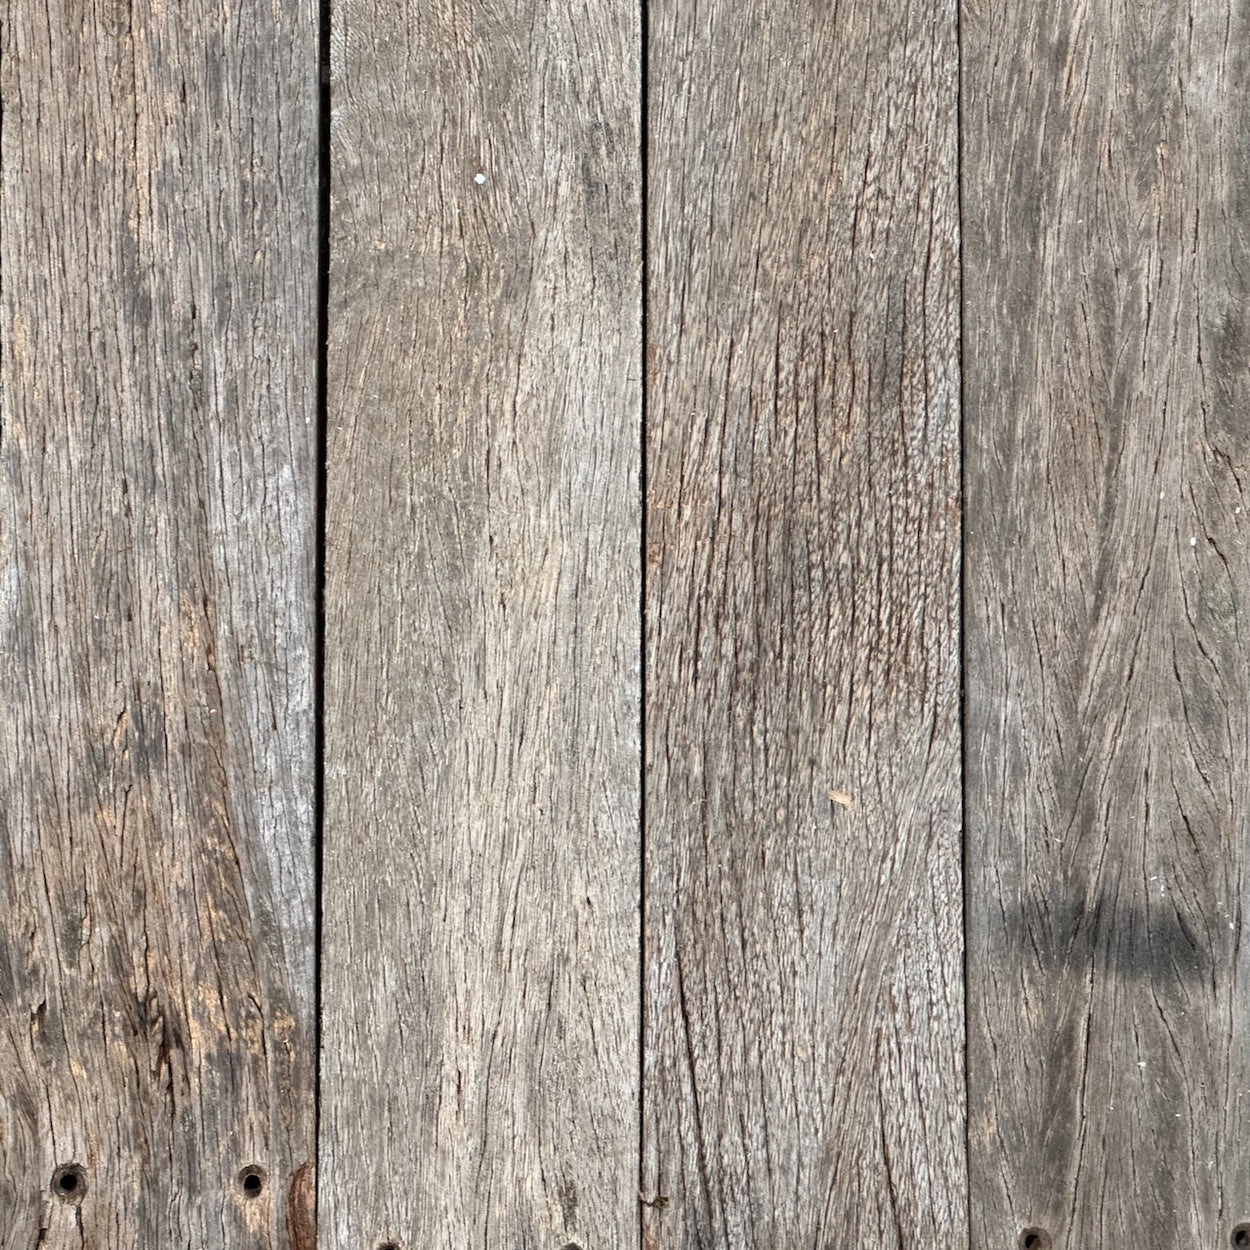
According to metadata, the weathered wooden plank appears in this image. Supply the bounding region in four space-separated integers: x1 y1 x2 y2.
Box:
0 3 319 1249
641 1 964 1245
964 0 1250 1245
320 1 641 1246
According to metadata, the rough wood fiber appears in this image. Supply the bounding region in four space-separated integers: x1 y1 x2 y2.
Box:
964 0 1250 1245
641 1 964 1246
320 2 640 1247
0 3 319 1249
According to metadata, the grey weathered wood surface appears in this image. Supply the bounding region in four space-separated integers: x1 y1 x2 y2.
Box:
7 0 1248 1244
320 0 641 1246
0 2 319 1249
640 0 965 1245
964 0 1250 1244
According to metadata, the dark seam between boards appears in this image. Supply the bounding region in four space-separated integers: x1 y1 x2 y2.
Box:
637 0 651 1242
313 0 332 1226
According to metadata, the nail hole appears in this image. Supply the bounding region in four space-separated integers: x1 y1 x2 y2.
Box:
237 1166 265 1198
377 1243 401 1250
1019 1230 1051 1250
1232 1225 1250 1248
52 1165 86 1202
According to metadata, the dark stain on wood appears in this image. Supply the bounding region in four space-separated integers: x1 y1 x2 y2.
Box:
557 1178 578 1231
286 1160 317 1250
1002 890 1217 985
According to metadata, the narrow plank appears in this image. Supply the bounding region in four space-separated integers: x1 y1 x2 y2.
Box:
965 0 1250 1244
0 2 319 1248
320 1 641 1246
641 1 964 1245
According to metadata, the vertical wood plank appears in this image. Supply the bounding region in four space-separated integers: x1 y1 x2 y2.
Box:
0 2 319 1248
320 1 640 1246
965 0 1250 1244
641 1 964 1245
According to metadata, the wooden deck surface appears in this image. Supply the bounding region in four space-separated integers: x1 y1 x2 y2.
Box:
1 0 1246 1247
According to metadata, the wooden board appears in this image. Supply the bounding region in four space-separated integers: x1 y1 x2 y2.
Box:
320 1 641 1247
964 0 1250 1244
0 2 320 1249
640 1 965 1245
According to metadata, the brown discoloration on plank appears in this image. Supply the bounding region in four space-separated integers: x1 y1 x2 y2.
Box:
320 0 641 1245
285 1160 317 1250
0 0 318 1246
642 0 964 1245
964 0 1250 1244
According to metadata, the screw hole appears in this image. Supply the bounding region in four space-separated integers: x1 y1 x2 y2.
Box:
1019 1230 1052 1250
1232 1225 1250 1249
52 1165 86 1202
377 1243 401 1250
237 1166 265 1198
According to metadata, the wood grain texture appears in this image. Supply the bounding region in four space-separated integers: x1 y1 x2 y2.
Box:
320 1 641 1247
0 2 319 1249
964 0 1250 1244
641 1 964 1245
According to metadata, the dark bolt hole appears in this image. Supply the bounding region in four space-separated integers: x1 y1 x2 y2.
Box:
1232 1225 1250 1248
52 1165 86 1202
237 1166 265 1198
1019 1230 1052 1250
377 1242 401 1250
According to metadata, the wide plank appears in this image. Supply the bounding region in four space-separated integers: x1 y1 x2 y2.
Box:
320 0 641 1246
0 2 320 1247
641 0 965 1245
964 0 1250 1244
